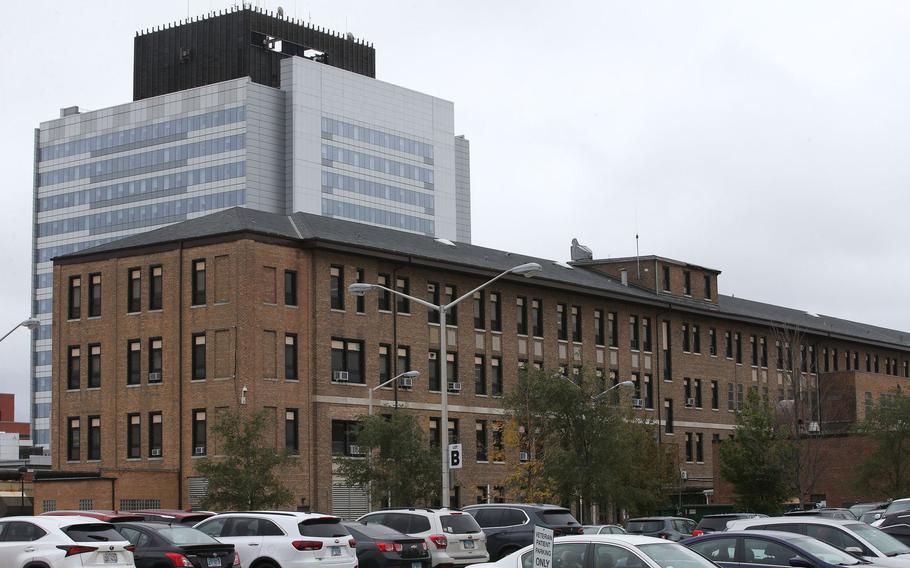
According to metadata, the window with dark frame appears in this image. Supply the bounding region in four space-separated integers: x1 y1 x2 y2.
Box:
285 334 298 380
379 344 391 385
516 296 528 335
68 276 81 319
695 433 704 463
330 266 345 310
609 312 618 347
191 260 206 305
643 317 653 352
377 273 392 311
149 266 163 310
396 277 410 314
127 340 141 385
473 292 485 329
446 353 458 392
711 380 719 410
761 337 768 367
331 420 362 456
88 344 101 388
695 379 703 408
127 414 141 459
192 334 206 381
662 266 671 291
88 416 101 460
427 282 440 323
489 292 501 332
67 417 80 461
149 412 163 458
682 323 691 352
192 410 206 455
286 409 299 454
571 305 582 342
751 335 758 366
594 309 605 345
725 332 733 358
735 333 742 364
445 285 458 325
692 324 701 354
67 346 81 390
88 273 102 317
662 319 672 381
474 356 486 395
685 432 693 462
556 303 567 340
397 346 410 377
491 358 502 397
709 328 717 356
476 420 488 461
127 268 141 313
331 338 364 383
355 269 365 313
149 338 163 382
532 299 543 338
630 315 640 350
285 270 298 307
664 399 674 434
683 271 691 295
428 350 440 391
704 274 712 299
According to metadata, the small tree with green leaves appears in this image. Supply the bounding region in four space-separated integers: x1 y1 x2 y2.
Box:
334 411 439 508
196 408 293 511
719 389 795 514
854 389 910 497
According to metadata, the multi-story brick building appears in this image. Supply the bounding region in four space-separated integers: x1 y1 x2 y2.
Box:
41 207 909 515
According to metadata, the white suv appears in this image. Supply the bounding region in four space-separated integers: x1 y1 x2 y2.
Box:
0 515 134 568
357 508 489 567
195 511 358 568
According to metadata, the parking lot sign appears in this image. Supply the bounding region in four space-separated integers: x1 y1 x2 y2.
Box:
448 443 463 469
533 525 554 568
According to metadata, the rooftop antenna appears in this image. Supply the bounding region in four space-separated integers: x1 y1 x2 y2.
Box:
635 233 641 280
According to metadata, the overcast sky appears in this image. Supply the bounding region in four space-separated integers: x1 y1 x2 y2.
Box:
2 0 909 420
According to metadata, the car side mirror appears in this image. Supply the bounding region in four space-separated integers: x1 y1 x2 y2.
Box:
844 547 863 556
789 558 815 568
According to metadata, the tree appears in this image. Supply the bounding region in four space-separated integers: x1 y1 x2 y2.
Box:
334 411 439 508
854 389 910 497
503 367 675 521
196 408 293 511
719 389 795 514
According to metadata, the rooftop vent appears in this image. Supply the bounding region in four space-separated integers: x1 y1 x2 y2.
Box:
434 238 456 247
570 238 593 261
60 106 81 118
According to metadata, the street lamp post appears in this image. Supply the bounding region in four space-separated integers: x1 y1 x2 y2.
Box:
369 371 420 416
592 380 635 402
350 261 542 507
0 318 40 344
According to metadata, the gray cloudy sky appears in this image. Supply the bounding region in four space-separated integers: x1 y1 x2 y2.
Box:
2 1 909 420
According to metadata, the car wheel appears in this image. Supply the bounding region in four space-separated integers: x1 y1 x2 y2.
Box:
251 559 280 568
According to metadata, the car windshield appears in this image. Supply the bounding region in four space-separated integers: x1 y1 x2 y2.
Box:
582 526 602 534
846 523 910 556
697 517 732 531
540 510 579 526
791 537 863 565
441 514 482 534
628 521 664 533
638 542 718 568
157 526 220 545
885 502 910 516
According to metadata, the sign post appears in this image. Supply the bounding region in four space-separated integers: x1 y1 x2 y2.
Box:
448 444 463 469
533 526 554 568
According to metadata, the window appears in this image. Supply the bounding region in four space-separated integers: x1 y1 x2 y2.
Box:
192 410 207 456
476 421 488 461
285 270 298 306
594 309 605 345
397 346 410 377
127 268 141 313
473 292 485 329
127 414 141 459
532 299 543 338
148 338 162 382
88 416 101 460
516 297 528 335
709 328 717 355
833 348 839 371
735 332 742 364
68 276 81 319
330 266 344 310
445 286 458 325
88 344 101 388
377 273 391 311
684 377 692 401
448 418 459 445
331 339 364 383
691 325 700 354
67 418 80 461
644 374 653 409
474 356 487 395
491 358 503 396
428 351 440 391
694 379 703 408
492 422 504 461
571 306 582 342
192 334 206 380
751 335 758 366
725 332 733 358
285 334 298 380
683 271 691 295
629 315 640 350
379 344 391 385
682 323 691 352
286 409 299 454
727 383 735 411
149 266 163 310
711 380 719 410
608 312 618 347
489 292 501 331
429 417 441 448
661 320 672 381
662 266 671 291
67 346 81 389
127 341 141 385
685 432 693 462
777 341 785 370
355 269 365 313
556 303 567 340
427 283 440 323
696 433 704 462
761 337 768 367
704 274 712 299
396 277 410 314
191 260 206 305
332 420 361 456
664 399 674 434
149 412 162 457
88 273 102 317
736 383 744 409
446 353 458 392
643 317 652 351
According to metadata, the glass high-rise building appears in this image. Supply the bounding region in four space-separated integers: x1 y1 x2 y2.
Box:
30 6 471 446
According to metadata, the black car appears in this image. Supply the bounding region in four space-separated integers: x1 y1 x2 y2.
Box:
693 514 766 535
343 522 431 568
116 521 237 568
879 511 910 546
462 504 583 561
684 530 870 568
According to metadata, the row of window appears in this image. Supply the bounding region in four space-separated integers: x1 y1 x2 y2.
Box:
321 144 434 186
321 198 436 236
322 170 435 211
321 116 434 160
663 266 713 299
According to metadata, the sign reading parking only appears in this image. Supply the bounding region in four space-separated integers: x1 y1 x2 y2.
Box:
533 525 554 568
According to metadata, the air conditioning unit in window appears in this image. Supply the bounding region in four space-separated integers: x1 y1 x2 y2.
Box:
429 352 438 360
194 447 205 455
680 470 688 480
808 421 821 433
349 445 363 456
333 370 350 382
150 449 161 457
519 451 530 462
631 398 643 409
448 382 462 392
148 372 162 382
399 377 414 389
685 398 696 408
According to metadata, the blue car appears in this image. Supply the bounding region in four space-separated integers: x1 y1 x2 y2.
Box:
683 530 873 568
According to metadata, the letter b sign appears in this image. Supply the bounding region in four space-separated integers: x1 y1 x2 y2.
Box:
448 443 463 469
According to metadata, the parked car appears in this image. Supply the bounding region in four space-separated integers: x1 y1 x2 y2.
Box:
582 525 627 535
684 530 870 568
880 500 910 523
784 509 857 521
692 514 767 536
117 521 238 567
463 504 582 561
0 515 135 567
624 517 696 542
470 534 721 568
40 509 146 523
881 524 910 548
343 521 432 568
862 511 887 525
130 509 216 525
195 511 357 568
726 516 910 567
358 508 489 567
850 503 890 520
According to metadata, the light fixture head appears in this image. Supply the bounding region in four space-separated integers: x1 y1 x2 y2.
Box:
20 318 40 331
511 262 542 278
619 380 634 387
348 283 375 296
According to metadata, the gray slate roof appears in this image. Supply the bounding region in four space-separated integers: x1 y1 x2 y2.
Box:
60 207 910 350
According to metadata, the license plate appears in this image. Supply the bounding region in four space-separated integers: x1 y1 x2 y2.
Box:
463 540 475 549
103 551 118 563
207 558 222 567
331 546 342 557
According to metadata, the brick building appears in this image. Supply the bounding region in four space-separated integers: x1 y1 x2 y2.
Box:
43 207 909 515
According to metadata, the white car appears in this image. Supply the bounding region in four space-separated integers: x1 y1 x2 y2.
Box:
358 508 489 567
0 515 134 568
195 511 357 568
471 534 720 568
727 516 910 568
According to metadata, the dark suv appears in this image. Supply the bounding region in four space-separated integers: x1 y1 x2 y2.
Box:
693 513 766 535
462 504 582 561
625 517 696 541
